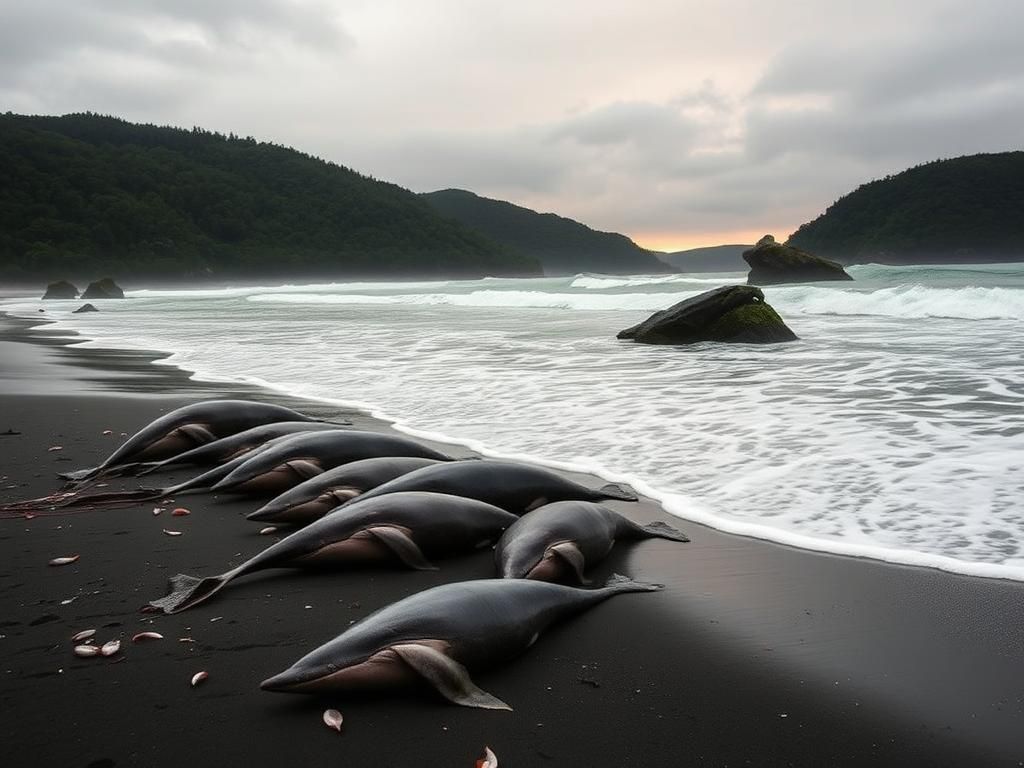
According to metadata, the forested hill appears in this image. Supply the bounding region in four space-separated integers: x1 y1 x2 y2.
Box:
661 244 751 272
788 152 1024 264
422 189 675 275
0 113 540 281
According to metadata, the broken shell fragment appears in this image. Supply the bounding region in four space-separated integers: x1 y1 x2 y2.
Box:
258 526 278 535
171 507 190 517
49 555 80 566
191 671 208 687
48 446 63 452
152 507 162 516
102 430 113 435
74 645 101 658
162 529 183 537
477 746 498 768
70 629 96 642
322 709 343 732
132 631 164 643
100 640 121 656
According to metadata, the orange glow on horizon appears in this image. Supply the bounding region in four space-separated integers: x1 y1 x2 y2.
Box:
633 227 794 254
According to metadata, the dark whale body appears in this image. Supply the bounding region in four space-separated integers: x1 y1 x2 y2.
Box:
149 491 517 614
348 460 637 515
260 575 662 709
496 500 689 582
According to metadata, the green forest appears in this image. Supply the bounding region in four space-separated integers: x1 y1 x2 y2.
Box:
788 152 1024 263
422 189 675 275
0 113 539 281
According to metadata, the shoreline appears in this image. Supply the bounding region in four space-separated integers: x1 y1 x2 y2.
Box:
1 314 1023 765
9 299 1024 584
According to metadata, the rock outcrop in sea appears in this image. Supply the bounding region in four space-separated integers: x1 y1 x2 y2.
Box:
743 235 853 285
81 278 125 299
73 303 99 314
616 285 798 345
42 280 78 299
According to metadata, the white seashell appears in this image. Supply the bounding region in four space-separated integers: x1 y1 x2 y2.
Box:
191 671 208 687
162 529 183 536
74 645 100 657
49 555 80 566
70 629 96 642
100 640 121 656
259 526 278 535
476 746 498 768
132 632 164 642
322 709 343 732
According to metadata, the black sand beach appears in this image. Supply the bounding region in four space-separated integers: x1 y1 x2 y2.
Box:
1 313 1023 767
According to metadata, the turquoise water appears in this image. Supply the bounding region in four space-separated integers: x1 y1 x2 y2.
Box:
7 262 1024 579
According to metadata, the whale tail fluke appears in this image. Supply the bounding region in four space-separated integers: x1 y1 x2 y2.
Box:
597 483 638 502
0 486 165 516
148 572 232 614
639 520 690 542
601 573 664 594
57 467 99 483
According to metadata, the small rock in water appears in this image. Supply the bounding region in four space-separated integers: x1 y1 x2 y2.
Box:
132 632 164 642
162 529 183 537
74 645 100 658
171 507 190 517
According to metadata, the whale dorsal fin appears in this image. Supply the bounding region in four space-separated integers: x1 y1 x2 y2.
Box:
390 643 512 711
548 541 589 584
364 526 437 570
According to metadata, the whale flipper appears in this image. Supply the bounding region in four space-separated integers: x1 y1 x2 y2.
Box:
548 541 589 584
178 423 217 445
391 643 512 711
365 526 437 570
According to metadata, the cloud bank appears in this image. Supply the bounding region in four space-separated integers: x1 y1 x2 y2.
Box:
2 0 1021 249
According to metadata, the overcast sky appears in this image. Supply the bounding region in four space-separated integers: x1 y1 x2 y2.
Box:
3 0 1022 250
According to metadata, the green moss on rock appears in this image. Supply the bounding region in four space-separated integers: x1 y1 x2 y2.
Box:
704 301 798 343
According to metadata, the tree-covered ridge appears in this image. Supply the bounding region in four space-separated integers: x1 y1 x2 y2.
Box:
787 152 1024 264
0 112 540 280
422 188 675 276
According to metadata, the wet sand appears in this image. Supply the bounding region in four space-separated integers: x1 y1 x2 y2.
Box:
1 312 1022 767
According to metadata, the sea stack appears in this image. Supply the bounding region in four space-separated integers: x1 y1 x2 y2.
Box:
72 303 99 314
616 285 797 345
743 235 853 285
42 280 78 299
81 278 125 299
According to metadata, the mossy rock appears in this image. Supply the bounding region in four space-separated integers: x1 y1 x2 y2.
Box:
744 235 852 285
42 280 78 299
81 277 125 299
617 284 798 345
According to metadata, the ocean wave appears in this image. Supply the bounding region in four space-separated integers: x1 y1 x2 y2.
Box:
769 284 1024 321
848 262 1024 281
570 274 733 289
247 290 689 311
